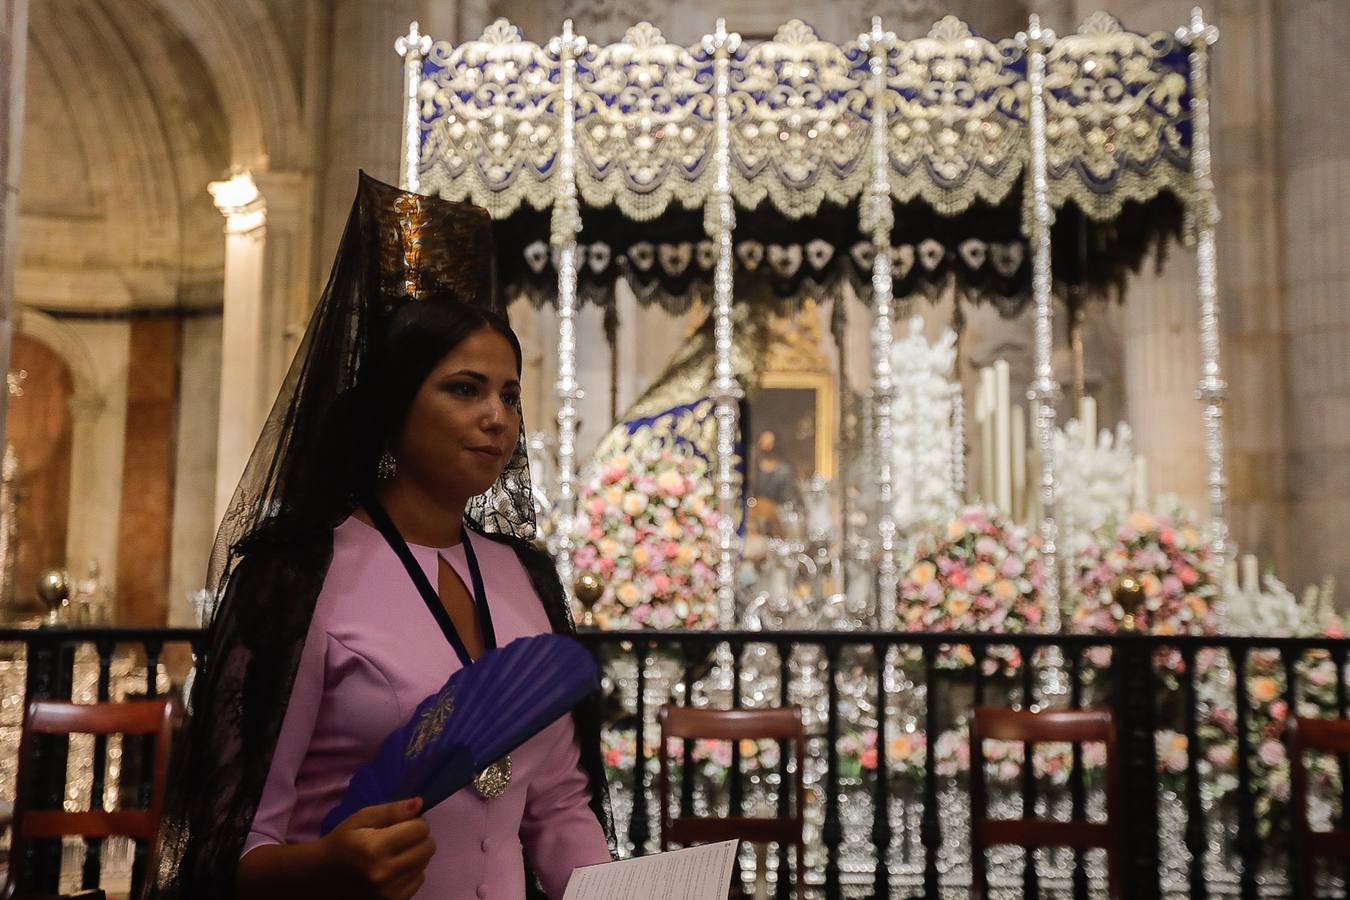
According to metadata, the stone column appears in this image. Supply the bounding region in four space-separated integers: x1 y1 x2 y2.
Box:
1121 251 1208 518
0 0 29 452
255 171 314 381
209 170 269 525
1209 0 1291 573
167 314 221 625
1275 0 1350 593
63 323 129 593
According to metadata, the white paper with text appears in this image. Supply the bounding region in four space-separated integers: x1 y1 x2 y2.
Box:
561 841 739 900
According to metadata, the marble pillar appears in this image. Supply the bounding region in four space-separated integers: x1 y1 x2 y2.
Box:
0 0 28 452
209 170 269 525
256 171 314 375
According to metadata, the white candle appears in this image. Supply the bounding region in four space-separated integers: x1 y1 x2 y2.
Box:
1078 396 1097 448
1132 456 1148 509
1241 554 1259 596
979 366 996 505
1011 403 1026 523
994 360 1012 515
1027 399 1042 524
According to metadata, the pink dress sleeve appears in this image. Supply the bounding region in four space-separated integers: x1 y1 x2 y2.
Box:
519 715 612 898
241 622 328 856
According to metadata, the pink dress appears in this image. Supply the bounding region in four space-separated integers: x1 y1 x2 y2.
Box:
243 516 610 899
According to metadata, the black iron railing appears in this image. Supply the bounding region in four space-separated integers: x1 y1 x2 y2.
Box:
2 626 1348 898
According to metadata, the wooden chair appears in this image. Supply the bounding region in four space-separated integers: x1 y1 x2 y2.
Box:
970 707 1121 900
1289 716 1350 899
5 698 177 900
658 705 806 900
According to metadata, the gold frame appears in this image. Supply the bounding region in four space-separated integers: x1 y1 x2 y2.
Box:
755 370 835 480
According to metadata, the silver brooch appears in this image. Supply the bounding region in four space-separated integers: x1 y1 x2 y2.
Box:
473 755 512 800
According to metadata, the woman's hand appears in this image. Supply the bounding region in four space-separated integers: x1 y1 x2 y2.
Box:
322 797 437 900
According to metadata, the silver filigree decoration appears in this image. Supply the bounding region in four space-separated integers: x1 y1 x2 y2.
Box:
1180 7 1228 620
551 20 588 602
1020 16 1064 651
861 17 898 630
705 18 743 630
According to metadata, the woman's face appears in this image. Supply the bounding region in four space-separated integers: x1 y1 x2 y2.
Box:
392 327 522 503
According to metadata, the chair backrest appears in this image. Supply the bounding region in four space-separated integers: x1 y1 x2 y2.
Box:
657 705 806 899
969 707 1121 900
1289 716 1350 898
7 698 177 899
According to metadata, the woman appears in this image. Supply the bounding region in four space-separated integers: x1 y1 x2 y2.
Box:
150 173 613 900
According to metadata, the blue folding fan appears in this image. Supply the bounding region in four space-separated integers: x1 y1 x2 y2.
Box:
320 633 599 834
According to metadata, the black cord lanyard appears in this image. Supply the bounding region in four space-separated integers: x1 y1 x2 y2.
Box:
364 499 497 668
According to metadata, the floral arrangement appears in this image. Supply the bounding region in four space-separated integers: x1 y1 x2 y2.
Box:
840 725 1189 789
600 730 783 786
898 506 1045 642
572 400 723 630
1054 419 1136 541
1195 616 1348 835
1068 507 1219 637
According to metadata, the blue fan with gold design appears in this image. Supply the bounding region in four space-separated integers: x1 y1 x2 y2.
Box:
320 633 599 833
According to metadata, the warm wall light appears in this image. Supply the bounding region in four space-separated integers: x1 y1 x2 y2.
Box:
208 168 266 233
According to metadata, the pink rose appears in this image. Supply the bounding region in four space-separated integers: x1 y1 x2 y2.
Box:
1206 744 1234 769
1000 556 1025 578
1159 528 1176 547
1177 564 1198 586
652 574 672 595
1257 740 1286 768
1268 700 1288 722
860 748 877 770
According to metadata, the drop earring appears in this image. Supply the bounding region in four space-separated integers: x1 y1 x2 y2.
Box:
376 450 397 481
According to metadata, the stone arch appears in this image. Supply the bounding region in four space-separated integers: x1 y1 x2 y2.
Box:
14 308 100 406
154 0 305 171
23 0 235 308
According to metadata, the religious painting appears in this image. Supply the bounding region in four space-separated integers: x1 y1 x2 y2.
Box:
745 371 833 536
